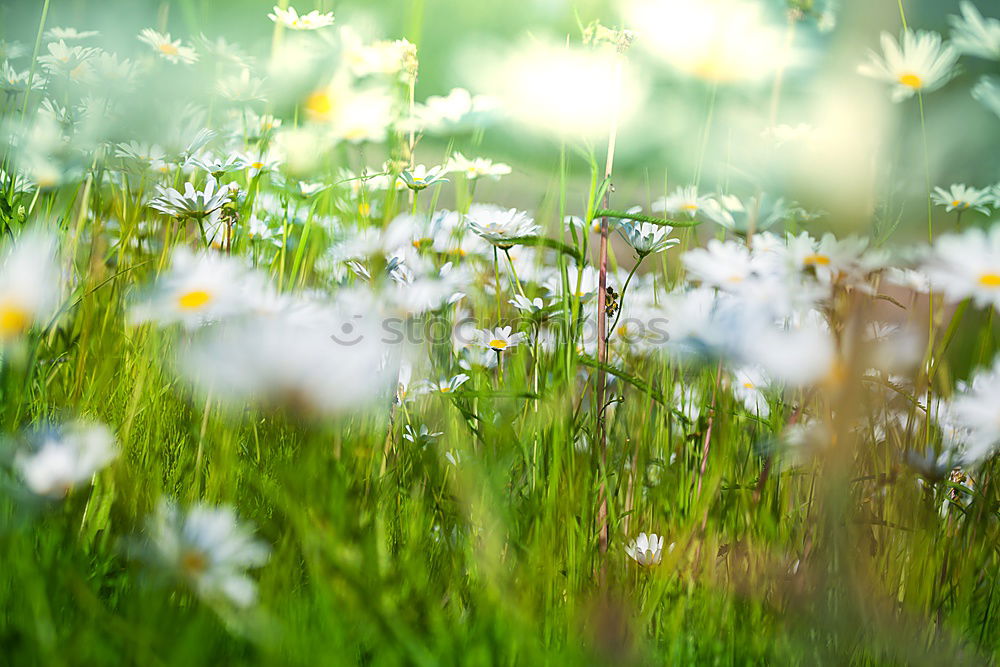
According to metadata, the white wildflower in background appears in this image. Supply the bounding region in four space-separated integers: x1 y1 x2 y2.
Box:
16 422 117 498
948 1 1000 61
924 225 1000 310
44 27 99 42
268 5 335 30
931 184 994 215
410 88 500 133
944 357 1000 465
466 205 539 248
731 366 771 418
420 374 470 395
858 30 958 102
445 153 511 180
700 193 798 234
476 326 527 353
0 230 62 341
402 424 443 446
143 500 269 608
972 76 1000 119
509 294 549 315
652 185 710 218
138 29 198 64
625 532 664 567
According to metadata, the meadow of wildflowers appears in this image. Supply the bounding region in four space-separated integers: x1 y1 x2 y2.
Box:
2 0 1000 663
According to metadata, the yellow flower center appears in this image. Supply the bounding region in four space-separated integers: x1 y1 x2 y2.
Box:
0 302 31 338
305 91 333 118
898 72 922 89
180 549 208 575
489 339 508 350
978 272 1000 288
439 387 451 393
681 203 699 211
177 289 213 311
358 202 371 217
158 42 180 57
803 253 831 266
251 161 264 169
743 381 755 389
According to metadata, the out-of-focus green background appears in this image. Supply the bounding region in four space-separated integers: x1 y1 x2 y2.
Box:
2 0 997 240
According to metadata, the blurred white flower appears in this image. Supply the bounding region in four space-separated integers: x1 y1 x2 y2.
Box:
972 76 1000 119
144 499 269 608
16 421 116 498
626 0 794 84
944 357 1000 465
420 374 470 395
858 30 957 102
625 531 663 567
177 296 391 416
409 89 499 133
924 225 1000 310
700 194 799 234
682 239 758 289
444 153 511 180
130 247 259 329
931 184 994 215
652 185 710 219
949 1 1000 61
731 366 771 418
268 5 335 30
0 230 61 341
138 29 198 65
44 27 99 42
470 39 642 137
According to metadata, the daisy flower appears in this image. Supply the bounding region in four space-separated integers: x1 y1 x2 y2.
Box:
617 218 680 257
949 1 1000 61
0 230 62 341
652 185 711 218
509 294 549 315
924 225 1000 310
476 326 527 353
142 499 270 608
138 29 198 65
625 532 664 567
402 424 443 447
268 5 335 30
465 204 539 248
421 373 470 395
16 421 117 498
399 164 448 191
931 184 994 215
858 30 958 102
444 153 512 180
149 178 235 220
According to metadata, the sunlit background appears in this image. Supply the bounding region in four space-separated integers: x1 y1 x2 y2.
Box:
3 0 997 242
